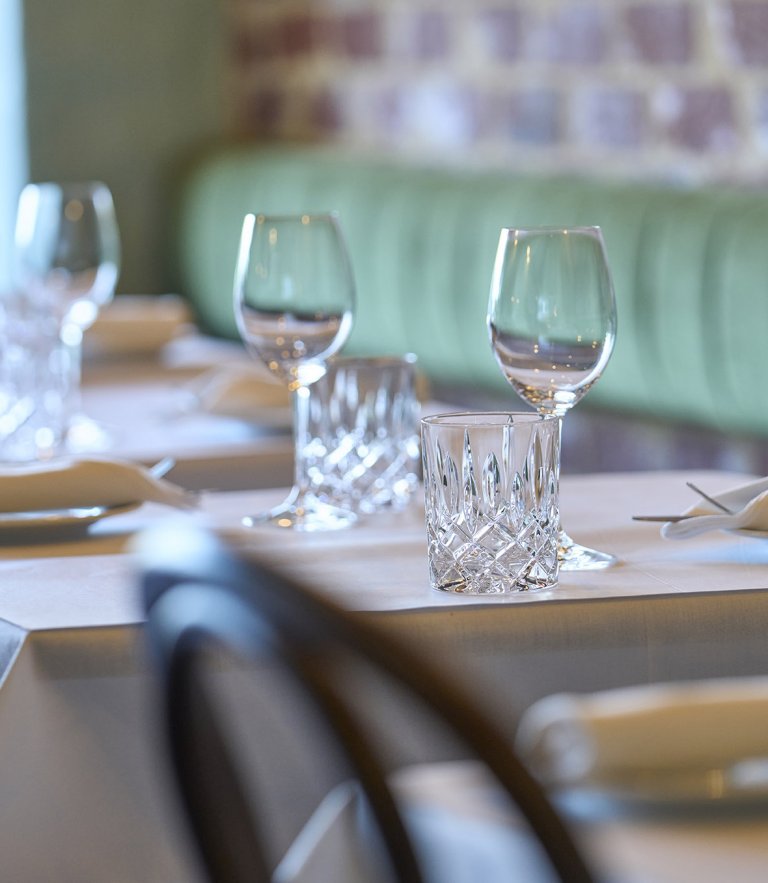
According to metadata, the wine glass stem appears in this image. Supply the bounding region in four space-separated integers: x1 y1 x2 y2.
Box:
60 324 84 422
291 385 312 498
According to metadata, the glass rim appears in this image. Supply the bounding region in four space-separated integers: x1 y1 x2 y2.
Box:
421 411 559 428
499 225 602 237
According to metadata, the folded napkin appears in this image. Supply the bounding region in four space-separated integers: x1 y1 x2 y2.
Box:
84 295 193 359
515 677 768 788
0 457 196 513
184 365 290 421
662 476 768 540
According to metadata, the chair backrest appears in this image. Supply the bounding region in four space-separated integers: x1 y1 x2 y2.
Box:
139 521 596 883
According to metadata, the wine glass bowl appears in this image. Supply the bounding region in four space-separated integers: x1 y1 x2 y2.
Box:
233 212 356 530
16 182 120 328
14 181 121 451
488 226 618 570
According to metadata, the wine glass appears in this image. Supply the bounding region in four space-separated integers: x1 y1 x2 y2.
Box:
487 226 618 571
233 212 356 531
14 181 121 450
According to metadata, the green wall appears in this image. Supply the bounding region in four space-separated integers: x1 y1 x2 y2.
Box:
22 0 231 294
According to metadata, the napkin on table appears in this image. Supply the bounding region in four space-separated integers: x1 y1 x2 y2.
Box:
662 476 768 539
84 295 193 360
183 364 290 421
0 457 197 512
516 677 768 787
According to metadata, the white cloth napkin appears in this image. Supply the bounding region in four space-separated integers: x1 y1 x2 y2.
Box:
182 365 290 422
515 677 768 787
84 295 193 359
0 457 197 512
662 476 768 539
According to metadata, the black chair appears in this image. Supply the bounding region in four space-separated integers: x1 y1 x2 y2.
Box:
140 521 597 883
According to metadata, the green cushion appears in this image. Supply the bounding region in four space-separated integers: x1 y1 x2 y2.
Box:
176 145 768 437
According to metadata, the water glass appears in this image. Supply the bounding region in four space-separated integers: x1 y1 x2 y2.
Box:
0 295 69 462
421 412 561 594
302 355 421 514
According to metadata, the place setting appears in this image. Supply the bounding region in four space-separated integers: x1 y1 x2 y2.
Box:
229 210 423 534
0 182 206 548
634 476 768 541
516 675 768 818
0 455 197 546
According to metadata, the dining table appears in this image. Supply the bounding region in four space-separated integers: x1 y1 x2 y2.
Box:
79 331 295 491
3 318 768 881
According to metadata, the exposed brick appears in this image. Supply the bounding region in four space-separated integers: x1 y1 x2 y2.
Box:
752 87 768 148
724 1 768 65
341 11 383 59
412 10 451 60
375 82 480 146
371 86 400 134
572 88 646 147
311 89 344 133
279 14 316 57
232 26 277 64
624 2 693 65
654 86 738 151
476 8 523 62
483 90 562 144
243 88 284 134
524 5 610 64
225 0 768 175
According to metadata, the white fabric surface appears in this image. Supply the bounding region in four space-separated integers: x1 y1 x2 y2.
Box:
0 456 196 512
275 760 768 883
516 676 768 786
83 294 193 359
2 469 768 631
1 469 768 881
79 333 294 490
662 476 768 539
181 363 291 424
209 470 768 611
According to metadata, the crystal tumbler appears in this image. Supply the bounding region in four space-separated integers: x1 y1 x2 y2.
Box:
303 355 421 514
421 412 561 594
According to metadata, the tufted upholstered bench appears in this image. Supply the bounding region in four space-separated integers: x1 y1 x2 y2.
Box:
173 145 768 471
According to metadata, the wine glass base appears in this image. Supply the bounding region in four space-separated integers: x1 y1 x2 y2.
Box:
242 491 357 532
558 529 618 571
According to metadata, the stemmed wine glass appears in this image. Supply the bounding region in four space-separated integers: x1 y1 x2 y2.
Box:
487 226 618 571
233 212 356 531
14 181 121 450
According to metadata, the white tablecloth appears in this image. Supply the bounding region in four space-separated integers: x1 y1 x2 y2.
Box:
2 462 768 879
275 760 768 883
80 333 294 491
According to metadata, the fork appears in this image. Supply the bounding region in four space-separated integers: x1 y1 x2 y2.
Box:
633 481 733 523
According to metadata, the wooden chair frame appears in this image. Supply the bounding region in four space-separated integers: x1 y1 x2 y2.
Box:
141 522 596 883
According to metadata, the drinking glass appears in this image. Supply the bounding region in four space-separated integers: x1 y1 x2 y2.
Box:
487 226 617 570
233 212 356 530
14 181 121 450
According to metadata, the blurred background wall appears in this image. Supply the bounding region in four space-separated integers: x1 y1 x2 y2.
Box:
232 0 768 182
19 0 232 293
14 0 768 294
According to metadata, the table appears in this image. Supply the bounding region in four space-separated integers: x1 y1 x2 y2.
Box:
275 760 768 883
2 469 768 880
80 333 295 490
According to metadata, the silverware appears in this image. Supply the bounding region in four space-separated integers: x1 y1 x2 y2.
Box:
633 481 733 524
149 457 175 479
685 481 733 514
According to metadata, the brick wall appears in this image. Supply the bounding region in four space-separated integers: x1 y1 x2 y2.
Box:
229 0 768 183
